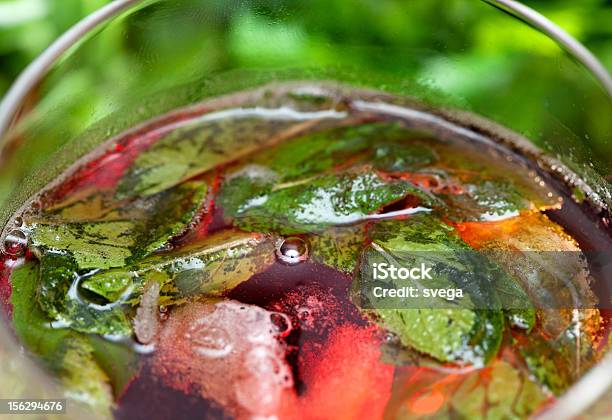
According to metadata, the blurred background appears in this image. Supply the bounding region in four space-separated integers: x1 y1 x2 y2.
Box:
1 0 611 96
0 0 610 210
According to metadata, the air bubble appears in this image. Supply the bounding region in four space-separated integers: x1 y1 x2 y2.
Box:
159 306 169 321
384 332 400 344
3 230 28 256
270 312 292 337
276 237 308 265
297 307 311 321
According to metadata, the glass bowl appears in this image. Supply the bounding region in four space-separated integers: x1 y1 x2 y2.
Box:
0 1 610 418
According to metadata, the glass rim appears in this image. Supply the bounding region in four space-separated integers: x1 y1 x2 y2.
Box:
0 0 610 416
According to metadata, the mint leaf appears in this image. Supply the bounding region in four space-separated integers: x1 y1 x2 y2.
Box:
219 167 276 220
10 261 113 415
224 169 435 235
309 226 365 273
80 271 132 302
130 181 207 258
28 181 207 334
362 217 530 310
116 106 344 199
356 216 527 365
424 144 560 221
387 359 547 418
36 251 131 336
457 212 598 327
517 310 603 395
81 229 277 306
442 179 529 221
376 308 496 364
253 123 419 181
30 181 207 270
88 335 140 399
372 141 437 173
11 260 70 360
31 221 135 270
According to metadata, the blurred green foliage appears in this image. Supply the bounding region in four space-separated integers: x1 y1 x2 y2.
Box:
0 0 109 94
1 1 610 96
0 0 610 209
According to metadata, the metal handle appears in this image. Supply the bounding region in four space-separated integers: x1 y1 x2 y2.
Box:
483 0 612 97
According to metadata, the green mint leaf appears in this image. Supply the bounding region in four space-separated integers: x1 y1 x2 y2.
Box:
372 141 437 173
80 271 132 302
253 123 421 181
517 310 603 395
309 226 365 273
31 221 134 270
30 180 207 271
219 167 276 220
130 181 207 258
88 335 140 399
10 261 113 415
458 212 598 327
426 143 560 221
386 359 547 418
375 308 499 365
37 251 131 335
81 229 276 306
225 169 435 235
116 105 345 199
442 179 529 221
357 216 515 365
28 181 206 335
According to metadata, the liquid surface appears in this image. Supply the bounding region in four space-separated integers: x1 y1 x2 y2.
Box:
0 83 610 419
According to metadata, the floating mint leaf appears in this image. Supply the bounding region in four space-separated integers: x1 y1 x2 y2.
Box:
29 181 207 270
36 251 131 336
116 106 346 199
375 308 499 365
30 170 202 226
355 216 533 365
386 360 547 418
219 166 277 219
372 141 437 173
130 181 207 258
80 271 131 302
424 142 560 221
27 181 206 334
31 221 134 270
88 335 140 399
12 260 70 359
81 229 277 306
362 217 530 310
224 169 436 235
442 179 528 221
457 212 597 335
517 309 603 395
253 123 420 181
10 261 113 415
60 337 115 414
309 226 365 273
